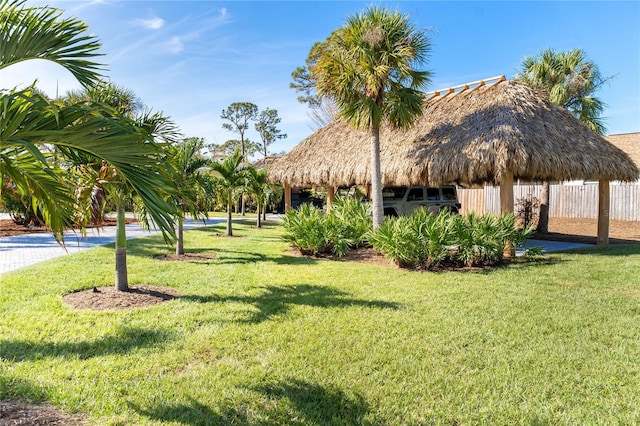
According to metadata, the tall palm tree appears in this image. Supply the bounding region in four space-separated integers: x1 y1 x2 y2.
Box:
61 82 181 290
516 48 607 233
312 6 432 228
167 137 212 255
1 0 177 245
210 149 250 237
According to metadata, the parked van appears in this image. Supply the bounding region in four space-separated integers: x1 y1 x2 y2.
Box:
382 185 461 217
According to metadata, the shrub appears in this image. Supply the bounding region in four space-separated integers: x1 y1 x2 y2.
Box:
282 196 373 257
369 209 534 270
368 209 457 269
282 203 331 256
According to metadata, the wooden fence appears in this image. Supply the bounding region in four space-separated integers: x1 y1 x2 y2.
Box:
458 183 640 221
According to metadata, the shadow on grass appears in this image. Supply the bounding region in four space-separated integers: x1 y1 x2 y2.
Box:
0 326 171 362
129 397 249 426
254 379 373 426
130 379 372 426
181 284 399 323
211 248 267 264
572 243 640 257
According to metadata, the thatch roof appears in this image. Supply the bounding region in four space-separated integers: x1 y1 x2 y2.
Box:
605 133 640 169
253 155 282 170
269 77 639 187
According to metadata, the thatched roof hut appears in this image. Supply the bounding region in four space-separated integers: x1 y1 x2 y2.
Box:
269 76 638 187
270 76 638 246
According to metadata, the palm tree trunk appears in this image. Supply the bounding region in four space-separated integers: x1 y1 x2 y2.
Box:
115 196 128 291
536 181 550 234
226 194 233 237
256 202 262 228
176 215 184 255
370 125 384 229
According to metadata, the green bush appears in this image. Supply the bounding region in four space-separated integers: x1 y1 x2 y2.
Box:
368 209 457 269
282 203 332 256
369 209 534 270
282 197 373 257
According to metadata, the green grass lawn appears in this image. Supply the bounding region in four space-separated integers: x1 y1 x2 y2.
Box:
1 218 639 425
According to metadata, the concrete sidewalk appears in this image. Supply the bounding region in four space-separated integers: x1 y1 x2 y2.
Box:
0 214 592 275
0 217 220 275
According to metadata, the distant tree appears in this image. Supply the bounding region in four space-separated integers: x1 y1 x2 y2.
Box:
221 102 258 160
255 108 287 157
516 48 608 233
311 6 432 228
209 139 260 159
291 41 337 129
221 102 258 215
209 149 251 237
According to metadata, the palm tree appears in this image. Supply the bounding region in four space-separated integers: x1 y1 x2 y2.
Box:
312 6 432 228
1 1 177 245
210 150 250 237
516 48 607 233
247 167 277 228
167 137 212 255
60 82 181 290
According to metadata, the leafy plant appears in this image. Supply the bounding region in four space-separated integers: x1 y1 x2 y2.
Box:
282 196 372 257
369 209 534 270
282 203 331 256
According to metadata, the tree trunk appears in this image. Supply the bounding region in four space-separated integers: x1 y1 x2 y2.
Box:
500 173 516 258
370 125 384 229
114 197 128 291
536 181 550 234
241 194 246 216
597 180 610 245
226 195 233 237
256 202 262 228
176 215 184 255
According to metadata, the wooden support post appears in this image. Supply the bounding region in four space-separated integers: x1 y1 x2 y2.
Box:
597 180 610 245
500 173 516 258
284 183 292 212
326 185 335 213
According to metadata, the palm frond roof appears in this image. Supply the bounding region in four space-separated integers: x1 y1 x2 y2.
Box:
269 76 639 186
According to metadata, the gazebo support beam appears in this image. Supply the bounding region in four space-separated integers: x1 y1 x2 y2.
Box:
284 183 292 212
500 173 516 258
597 180 610 245
326 185 335 213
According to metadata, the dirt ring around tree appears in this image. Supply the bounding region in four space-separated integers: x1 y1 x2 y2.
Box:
62 285 180 311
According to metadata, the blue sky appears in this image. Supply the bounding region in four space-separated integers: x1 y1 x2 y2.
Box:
3 1 639 157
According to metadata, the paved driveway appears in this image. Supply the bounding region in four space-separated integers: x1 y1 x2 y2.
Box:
0 218 219 275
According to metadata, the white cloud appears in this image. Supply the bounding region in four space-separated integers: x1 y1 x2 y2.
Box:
0 59 83 98
166 37 184 54
134 16 165 30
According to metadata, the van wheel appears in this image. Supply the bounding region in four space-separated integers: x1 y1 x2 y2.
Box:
383 208 398 217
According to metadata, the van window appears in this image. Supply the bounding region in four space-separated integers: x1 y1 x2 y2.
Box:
407 187 424 201
426 187 440 201
442 187 457 200
383 187 407 200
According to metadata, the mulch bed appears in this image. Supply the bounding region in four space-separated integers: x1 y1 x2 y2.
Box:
0 401 85 425
62 285 180 311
